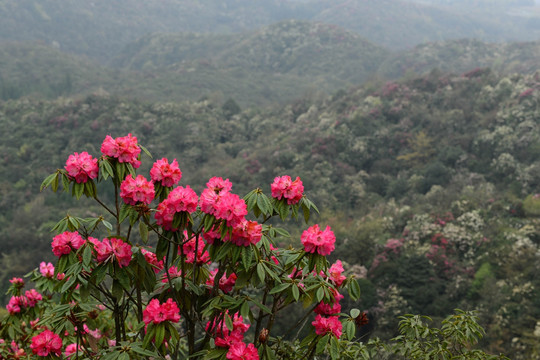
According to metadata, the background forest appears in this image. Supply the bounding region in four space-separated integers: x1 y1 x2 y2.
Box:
0 0 539 359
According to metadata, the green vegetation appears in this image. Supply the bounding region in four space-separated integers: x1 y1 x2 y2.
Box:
1 66 539 357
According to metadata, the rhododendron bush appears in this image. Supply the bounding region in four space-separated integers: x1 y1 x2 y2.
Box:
0 134 362 360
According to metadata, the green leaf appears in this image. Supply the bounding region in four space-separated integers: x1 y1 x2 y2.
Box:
155 323 165 347
203 349 228 360
118 352 130 360
269 282 290 295
316 334 329 354
225 313 234 332
292 283 300 301
51 173 60 192
139 144 152 158
139 221 149 244
348 279 361 301
82 246 92 266
316 286 324 303
102 158 114 179
251 299 272 314
240 301 250 319
330 336 339 360
350 309 360 318
61 275 77 292
241 246 253 271
40 173 57 191
344 321 355 340
73 182 84 199
61 174 70 191
102 220 113 232
256 263 265 282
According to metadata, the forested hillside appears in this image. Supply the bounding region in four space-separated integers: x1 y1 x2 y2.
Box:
1 68 539 358
1 0 539 62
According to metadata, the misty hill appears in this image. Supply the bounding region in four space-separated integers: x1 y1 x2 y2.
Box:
114 21 389 86
2 0 540 62
0 0 311 62
377 38 540 78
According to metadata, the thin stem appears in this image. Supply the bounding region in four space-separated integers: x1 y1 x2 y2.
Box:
94 196 117 219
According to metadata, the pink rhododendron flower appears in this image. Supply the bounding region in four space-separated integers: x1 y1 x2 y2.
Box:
327 260 346 287
120 174 154 205
226 342 259 360
101 133 141 168
6 296 24 315
312 315 342 338
207 177 233 194
200 178 247 227
206 313 250 348
160 265 182 283
65 343 83 359
65 151 99 183
30 329 63 357
140 248 164 273
202 228 221 245
25 289 42 307
314 291 343 316
182 235 210 265
39 262 55 278
206 269 237 293
225 220 262 247
155 185 198 231
301 224 336 256
143 298 181 325
213 192 248 227
9 277 24 288
51 231 85 257
271 175 304 205
9 341 25 358
93 238 132 268
150 158 182 187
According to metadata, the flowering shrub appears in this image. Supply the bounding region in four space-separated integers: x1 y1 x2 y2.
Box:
0 134 362 360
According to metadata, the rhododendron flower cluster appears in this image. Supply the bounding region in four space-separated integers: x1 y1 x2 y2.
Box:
51 231 85 257
143 298 181 325
226 342 259 360
7 341 26 358
140 248 164 273
39 262 55 278
150 158 182 187
161 265 182 283
224 219 263 247
120 174 155 205
9 277 24 288
206 313 251 351
200 177 247 227
6 296 26 314
206 269 237 293
65 151 99 183
90 237 132 268
327 260 346 287
271 175 304 204
30 329 62 357
301 224 336 256
65 343 83 359
312 314 342 338
25 289 43 307
314 290 343 316
101 133 141 168
182 235 210 265
155 185 198 231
